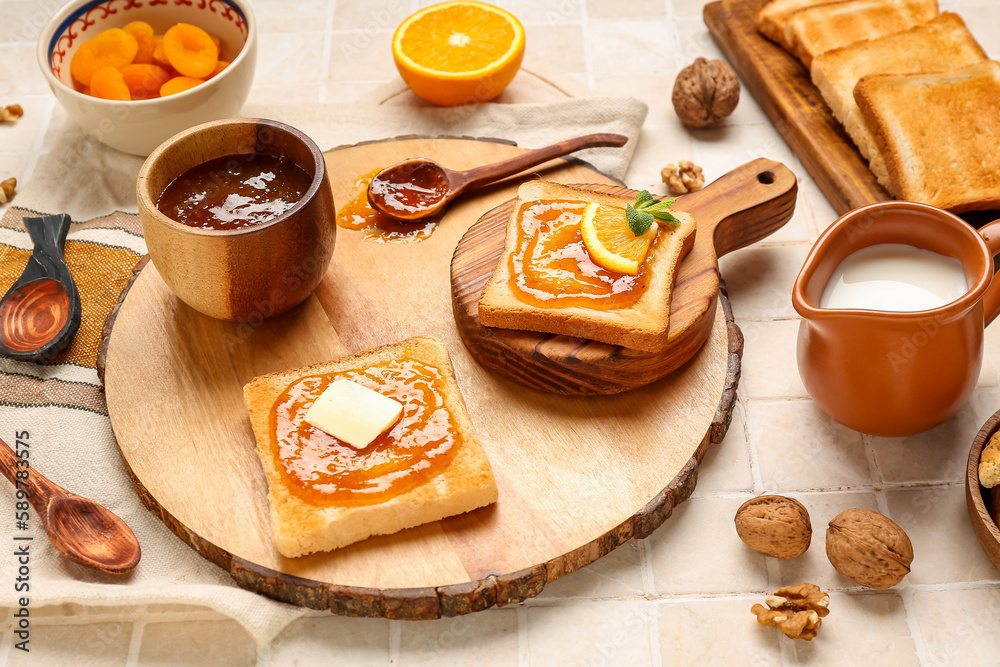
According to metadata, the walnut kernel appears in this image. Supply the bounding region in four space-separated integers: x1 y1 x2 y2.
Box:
671 57 740 128
751 583 830 640
661 161 705 194
0 178 15 205
735 495 812 559
0 105 23 123
979 431 1000 488
826 508 913 589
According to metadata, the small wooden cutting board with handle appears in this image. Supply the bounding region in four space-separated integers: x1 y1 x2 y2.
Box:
451 157 797 394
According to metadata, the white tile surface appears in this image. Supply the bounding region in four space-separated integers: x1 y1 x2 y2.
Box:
3 0 1000 663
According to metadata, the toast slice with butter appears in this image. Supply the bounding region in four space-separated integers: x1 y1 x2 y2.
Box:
477 181 696 353
811 11 986 187
243 336 497 558
785 0 938 68
854 60 1000 212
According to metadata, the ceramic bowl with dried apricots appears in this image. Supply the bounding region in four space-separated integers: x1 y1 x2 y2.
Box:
37 0 256 156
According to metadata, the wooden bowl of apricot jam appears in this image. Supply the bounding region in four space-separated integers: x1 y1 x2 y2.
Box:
137 117 335 322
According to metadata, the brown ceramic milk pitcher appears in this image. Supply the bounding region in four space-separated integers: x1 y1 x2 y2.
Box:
793 202 1000 437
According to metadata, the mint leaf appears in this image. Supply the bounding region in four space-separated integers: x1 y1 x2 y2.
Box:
634 190 655 207
643 199 676 213
650 209 680 224
626 205 654 235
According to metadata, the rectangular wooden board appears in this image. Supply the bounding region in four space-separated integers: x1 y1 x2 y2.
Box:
703 0 892 216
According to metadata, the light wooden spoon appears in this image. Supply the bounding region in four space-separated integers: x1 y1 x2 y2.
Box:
0 437 140 574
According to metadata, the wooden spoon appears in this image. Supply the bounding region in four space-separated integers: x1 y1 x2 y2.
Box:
0 436 140 574
367 132 629 222
0 214 81 361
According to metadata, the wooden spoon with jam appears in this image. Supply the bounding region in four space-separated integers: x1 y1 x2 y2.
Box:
367 133 628 222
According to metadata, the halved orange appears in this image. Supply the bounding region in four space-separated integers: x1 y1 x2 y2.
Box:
392 1 525 106
581 202 658 275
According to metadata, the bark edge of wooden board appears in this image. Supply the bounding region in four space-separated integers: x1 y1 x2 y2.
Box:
98 136 744 619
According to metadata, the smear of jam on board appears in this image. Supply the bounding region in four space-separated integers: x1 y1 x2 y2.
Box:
336 168 440 242
270 357 461 506
508 200 660 309
157 153 312 230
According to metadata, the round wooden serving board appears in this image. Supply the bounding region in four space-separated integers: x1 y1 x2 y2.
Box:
102 137 743 619
452 159 796 394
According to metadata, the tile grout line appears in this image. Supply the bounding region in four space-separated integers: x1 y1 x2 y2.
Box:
636 537 662 667
577 0 596 90
647 598 663 667
743 397 765 493
124 618 145 666
317 0 337 104
900 589 934 665
867 451 936 665
388 618 400 664
516 605 530 667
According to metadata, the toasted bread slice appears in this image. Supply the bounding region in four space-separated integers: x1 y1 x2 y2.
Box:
786 0 938 68
243 336 498 558
478 181 696 352
757 0 839 50
854 60 1000 212
811 12 986 187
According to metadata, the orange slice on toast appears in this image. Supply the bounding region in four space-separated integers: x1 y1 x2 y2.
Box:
580 202 658 275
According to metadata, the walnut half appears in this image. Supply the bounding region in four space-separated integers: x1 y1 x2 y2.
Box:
0 104 23 123
751 583 830 640
0 178 15 205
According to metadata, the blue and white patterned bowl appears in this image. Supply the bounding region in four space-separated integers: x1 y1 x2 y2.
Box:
37 0 257 156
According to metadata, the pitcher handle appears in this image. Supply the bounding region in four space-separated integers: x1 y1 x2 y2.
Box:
980 220 1000 326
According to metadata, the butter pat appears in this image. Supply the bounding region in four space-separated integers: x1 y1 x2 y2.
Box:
305 379 403 449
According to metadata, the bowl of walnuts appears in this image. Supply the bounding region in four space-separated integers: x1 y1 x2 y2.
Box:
966 409 1000 574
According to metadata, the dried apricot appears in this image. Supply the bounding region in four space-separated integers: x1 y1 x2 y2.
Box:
120 64 173 100
90 66 131 101
152 36 170 67
160 76 205 97
207 60 229 79
163 23 218 78
123 21 155 64
70 28 138 86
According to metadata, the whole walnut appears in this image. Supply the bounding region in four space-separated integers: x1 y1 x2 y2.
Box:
672 57 740 128
826 509 913 589
735 495 812 559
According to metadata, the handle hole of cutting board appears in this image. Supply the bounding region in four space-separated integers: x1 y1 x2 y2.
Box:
757 170 775 184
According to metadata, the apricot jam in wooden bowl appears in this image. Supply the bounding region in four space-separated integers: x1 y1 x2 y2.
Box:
137 118 335 322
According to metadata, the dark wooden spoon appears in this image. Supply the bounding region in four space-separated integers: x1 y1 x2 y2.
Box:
0 214 81 361
367 132 629 222
0 436 140 574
